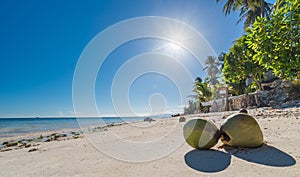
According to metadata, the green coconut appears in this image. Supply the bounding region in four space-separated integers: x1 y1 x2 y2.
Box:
220 113 263 148
183 118 220 150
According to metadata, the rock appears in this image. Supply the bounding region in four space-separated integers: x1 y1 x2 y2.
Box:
1 148 12 152
28 148 38 152
179 117 186 122
269 100 278 108
5 141 18 147
26 139 33 142
71 131 80 135
54 134 67 138
44 139 51 142
25 144 32 148
17 142 26 147
239 109 248 114
281 81 293 88
144 118 155 122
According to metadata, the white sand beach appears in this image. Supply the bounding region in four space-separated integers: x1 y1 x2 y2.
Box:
0 107 299 177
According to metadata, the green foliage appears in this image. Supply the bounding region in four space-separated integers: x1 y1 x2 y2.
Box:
247 0 300 80
193 77 212 102
221 0 299 95
222 35 266 95
184 77 212 114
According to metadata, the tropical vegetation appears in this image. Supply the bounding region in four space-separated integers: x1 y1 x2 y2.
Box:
184 0 299 114
217 0 273 29
246 0 300 80
203 56 221 86
222 0 299 93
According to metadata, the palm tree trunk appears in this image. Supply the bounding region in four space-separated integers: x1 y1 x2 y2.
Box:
260 0 264 18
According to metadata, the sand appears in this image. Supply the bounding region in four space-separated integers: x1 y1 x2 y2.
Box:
0 107 299 177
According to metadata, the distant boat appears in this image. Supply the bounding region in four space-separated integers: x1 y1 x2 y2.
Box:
36 117 39 118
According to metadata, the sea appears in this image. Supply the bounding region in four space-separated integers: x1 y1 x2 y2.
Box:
0 117 145 139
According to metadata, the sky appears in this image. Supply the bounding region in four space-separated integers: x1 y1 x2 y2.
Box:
0 0 275 117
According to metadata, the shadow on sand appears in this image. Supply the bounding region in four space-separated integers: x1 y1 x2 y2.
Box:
184 149 231 173
224 144 296 167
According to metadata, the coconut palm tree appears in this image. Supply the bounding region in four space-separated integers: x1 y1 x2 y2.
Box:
217 0 273 29
192 77 212 113
193 77 212 102
203 56 221 86
237 0 273 28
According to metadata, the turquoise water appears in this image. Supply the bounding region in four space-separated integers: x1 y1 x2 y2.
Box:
0 117 144 138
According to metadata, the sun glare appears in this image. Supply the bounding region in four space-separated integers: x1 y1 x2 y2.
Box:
153 41 184 57
167 42 182 52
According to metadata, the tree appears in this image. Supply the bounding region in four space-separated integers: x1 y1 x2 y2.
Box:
217 0 273 29
193 77 212 103
246 0 300 80
222 35 266 94
184 100 197 114
193 77 212 113
238 0 273 28
203 56 221 86
218 52 226 70
184 77 212 114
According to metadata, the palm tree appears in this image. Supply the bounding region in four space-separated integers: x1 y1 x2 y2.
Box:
217 0 273 29
237 0 273 28
203 56 221 86
192 77 212 112
193 77 212 102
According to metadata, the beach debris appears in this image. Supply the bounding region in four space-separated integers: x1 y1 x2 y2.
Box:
179 117 186 122
183 118 220 150
220 113 263 148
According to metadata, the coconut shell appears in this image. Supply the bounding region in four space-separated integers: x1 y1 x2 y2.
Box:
183 118 220 150
220 113 263 148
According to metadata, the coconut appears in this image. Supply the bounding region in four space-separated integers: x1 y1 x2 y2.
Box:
183 118 220 149
220 113 263 148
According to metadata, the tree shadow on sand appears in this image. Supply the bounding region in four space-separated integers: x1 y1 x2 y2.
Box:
184 149 231 173
224 144 296 167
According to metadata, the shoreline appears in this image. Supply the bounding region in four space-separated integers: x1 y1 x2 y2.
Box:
0 121 132 152
0 107 299 176
1 106 299 151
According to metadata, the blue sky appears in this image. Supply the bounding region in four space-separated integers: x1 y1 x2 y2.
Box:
0 0 275 117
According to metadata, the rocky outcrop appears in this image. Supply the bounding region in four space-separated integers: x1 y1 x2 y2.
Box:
211 80 299 112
